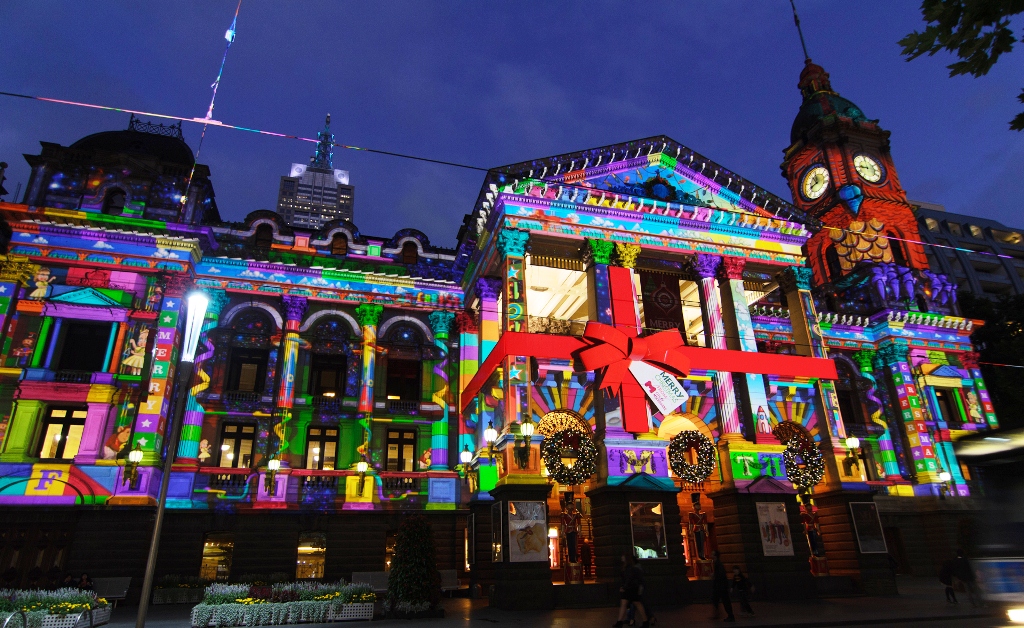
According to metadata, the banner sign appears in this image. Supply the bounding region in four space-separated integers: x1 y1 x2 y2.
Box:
629 360 689 416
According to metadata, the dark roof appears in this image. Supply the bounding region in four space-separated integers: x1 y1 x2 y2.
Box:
790 59 868 144
70 130 195 166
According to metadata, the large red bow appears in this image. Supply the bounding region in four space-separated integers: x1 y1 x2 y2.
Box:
577 322 691 433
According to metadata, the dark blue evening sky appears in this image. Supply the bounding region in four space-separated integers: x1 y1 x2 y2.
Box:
1 1 1022 247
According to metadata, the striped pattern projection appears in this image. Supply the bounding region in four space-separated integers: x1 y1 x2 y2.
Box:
458 326 479 455
528 369 595 429
856 369 901 478
430 321 452 469
680 377 718 437
766 383 820 443
133 296 182 458
698 275 740 435
176 314 218 460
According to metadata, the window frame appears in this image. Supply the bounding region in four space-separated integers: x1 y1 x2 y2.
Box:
385 428 418 472
226 348 268 393
37 407 88 461
218 423 256 468
305 426 339 471
308 353 347 397
296 531 327 580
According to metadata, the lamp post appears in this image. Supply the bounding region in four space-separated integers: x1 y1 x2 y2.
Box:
122 444 144 490
136 291 208 628
514 418 535 470
938 470 952 499
484 421 498 465
265 457 281 496
356 459 369 496
459 445 473 483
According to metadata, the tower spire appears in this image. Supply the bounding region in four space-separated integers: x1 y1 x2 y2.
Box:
789 0 810 62
311 113 334 169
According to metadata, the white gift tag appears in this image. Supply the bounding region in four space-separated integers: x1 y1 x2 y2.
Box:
628 360 689 416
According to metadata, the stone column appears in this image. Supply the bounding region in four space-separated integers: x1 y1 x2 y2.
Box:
693 254 742 438
851 349 901 479
474 278 501 453
133 278 189 465
874 341 941 484
176 290 229 463
718 256 773 443
960 352 998 428
428 310 455 470
354 303 383 460
0 399 45 462
271 295 308 463
497 230 530 434
488 482 554 610
455 312 479 457
74 388 118 464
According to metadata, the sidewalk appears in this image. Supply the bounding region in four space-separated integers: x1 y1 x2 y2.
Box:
110 576 1002 627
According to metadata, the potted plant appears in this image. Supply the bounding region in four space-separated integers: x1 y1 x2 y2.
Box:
386 515 444 618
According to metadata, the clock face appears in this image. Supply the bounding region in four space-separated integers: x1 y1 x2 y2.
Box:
801 165 830 200
853 154 884 183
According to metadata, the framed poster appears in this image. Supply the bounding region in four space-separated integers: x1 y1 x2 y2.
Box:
756 502 794 556
508 500 548 563
491 502 503 562
629 502 669 559
849 502 888 553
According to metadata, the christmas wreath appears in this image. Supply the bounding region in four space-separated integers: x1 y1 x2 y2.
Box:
541 429 598 486
783 440 825 490
668 430 717 485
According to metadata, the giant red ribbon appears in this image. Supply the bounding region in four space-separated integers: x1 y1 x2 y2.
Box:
578 322 691 433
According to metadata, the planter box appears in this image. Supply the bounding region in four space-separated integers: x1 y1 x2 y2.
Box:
153 588 206 605
191 602 373 626
39 607 111 628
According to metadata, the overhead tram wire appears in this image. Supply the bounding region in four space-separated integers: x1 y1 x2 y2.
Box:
0 91 1015 265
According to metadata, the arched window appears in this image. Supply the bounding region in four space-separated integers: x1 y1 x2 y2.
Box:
254 224 274 249
226 310 273 395
309 319 350 398
101 189 126 215
330 233 348 256
401 242 418 265
888 232 907 266
825 245 843 281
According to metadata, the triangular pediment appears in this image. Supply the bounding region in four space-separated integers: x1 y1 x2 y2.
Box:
490 135 811 226
741 475 797 494
932 364 964 379
48 287 124 307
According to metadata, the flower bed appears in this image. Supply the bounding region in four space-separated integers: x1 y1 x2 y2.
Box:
0 588 110 628
191 582 375 626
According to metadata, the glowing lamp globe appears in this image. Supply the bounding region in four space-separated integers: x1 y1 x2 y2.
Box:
521 419 535 438
460 446 473 465
356 460 368 474
484 422 498 445
181 292 210 362
267 458 281 472
128 448 144 465
938 471 952 483
845 436 860 450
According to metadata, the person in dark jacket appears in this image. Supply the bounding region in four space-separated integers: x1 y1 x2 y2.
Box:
731 566 754 615
939 558 957 604
613 553 648 628
711 551 735 622
951 549 980 607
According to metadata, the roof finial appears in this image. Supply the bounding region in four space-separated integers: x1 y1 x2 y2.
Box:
311 112 334 169
789 0 810 62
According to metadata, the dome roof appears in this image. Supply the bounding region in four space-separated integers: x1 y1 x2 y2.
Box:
790 59 867 144
70 129 195 166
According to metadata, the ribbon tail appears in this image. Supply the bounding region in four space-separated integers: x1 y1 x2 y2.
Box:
620 379 650 434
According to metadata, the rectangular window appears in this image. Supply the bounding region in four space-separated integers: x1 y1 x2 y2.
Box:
38 408 87 460
933 388 963 425
296 531 326 580
218 423 255 468
308 354 346 397
385 429 417 472
200 533 233 582
57 321 112 372
305 427 338 470
525 264 589 322
227 349 268 393
386 360 421 401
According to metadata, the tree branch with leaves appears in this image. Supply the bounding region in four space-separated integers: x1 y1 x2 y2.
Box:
900 0 1024 130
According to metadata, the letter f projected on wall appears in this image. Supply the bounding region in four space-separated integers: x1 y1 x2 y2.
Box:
34 469 63 492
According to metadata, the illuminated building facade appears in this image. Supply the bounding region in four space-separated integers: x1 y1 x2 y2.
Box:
0 61 1001 605
276 115 354 229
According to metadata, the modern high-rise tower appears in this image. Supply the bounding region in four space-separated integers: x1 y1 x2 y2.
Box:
276 114 354 228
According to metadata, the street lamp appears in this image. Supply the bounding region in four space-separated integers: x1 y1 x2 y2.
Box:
356 459 369 496
136 290 208 628
514 418 535 470
122 445 144 490
265 457 281 496
459 445 473 466
484 421 498 465
844 436 862 473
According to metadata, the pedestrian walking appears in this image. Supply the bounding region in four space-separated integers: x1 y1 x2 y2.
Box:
710 550 735 622
731 566 754 615
612 553 649 628
951 549 981 607
939 558 957 604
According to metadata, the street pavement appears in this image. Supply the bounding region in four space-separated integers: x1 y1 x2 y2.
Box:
110 576 1007 627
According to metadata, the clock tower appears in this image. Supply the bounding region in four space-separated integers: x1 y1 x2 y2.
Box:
781 59 928 285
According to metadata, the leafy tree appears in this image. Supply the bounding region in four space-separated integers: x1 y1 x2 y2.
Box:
900 0 1024 130
958 290 1024 429
386 515 442 612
